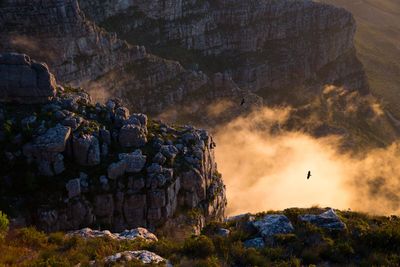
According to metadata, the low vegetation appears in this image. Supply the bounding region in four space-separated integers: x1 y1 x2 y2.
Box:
1 208 400 266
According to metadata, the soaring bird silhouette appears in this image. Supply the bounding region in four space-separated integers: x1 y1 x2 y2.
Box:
240 98 245 106
307 171 312 180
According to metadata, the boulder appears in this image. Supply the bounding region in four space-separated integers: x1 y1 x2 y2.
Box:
33 124 71 152
299 209 346 230
104 250 166 265
0 53 56 103
66 179 81 198
244 238 266 249
72 134 100 166
119 150 146 173
118 228 158 242
119 124 147 148
107 160 127 180
160 145 179 159
252 215 294 238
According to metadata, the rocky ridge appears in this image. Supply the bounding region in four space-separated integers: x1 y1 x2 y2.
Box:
81 0 369 94
0 53 227 234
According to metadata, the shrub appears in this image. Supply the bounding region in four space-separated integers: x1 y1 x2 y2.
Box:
14 227 47 248
0 211 9 240
183 235 215 258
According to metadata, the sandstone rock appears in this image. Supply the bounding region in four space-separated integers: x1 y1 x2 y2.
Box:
104 250 166 265
66 179 81 198
119 150 146 173
153 152 166 165
0 53 56 103
124 194 147 228
100 128 111 144
244 237 265 249
160 145 179 159
33 124 71 153
299 209 346 230
252 215 294 238
119 124 147 148
118 228 158 242
72 134 100 166
94 194 114 219
107 160 127 180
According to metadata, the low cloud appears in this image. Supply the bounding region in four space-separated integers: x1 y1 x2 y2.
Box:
214 104 400 216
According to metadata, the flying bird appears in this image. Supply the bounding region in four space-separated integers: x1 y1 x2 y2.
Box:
307 171 312 180
240 98 245 106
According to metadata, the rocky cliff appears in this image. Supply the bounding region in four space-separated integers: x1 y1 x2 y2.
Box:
0 53 226 234
80 0 369 95
0 0 257 117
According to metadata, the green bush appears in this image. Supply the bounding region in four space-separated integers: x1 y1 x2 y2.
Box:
15 227 48 249
183 235 215 258
0 211 9 240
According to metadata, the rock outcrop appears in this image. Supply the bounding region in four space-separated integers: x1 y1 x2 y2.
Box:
103 250 168 265
299 208 346 230
0 53 227 234
252 215 295 238
68 227 158 242
0 53 56 103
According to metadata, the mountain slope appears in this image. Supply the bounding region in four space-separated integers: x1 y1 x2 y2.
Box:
319 0 400 117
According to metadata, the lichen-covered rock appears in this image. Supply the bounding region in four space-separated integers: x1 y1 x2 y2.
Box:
0 53 56 103
119 124 147 148
66 179 81 198
244 237 266 249
68 227 158 242
252 215 295 238
103 250 167 265
119 150 146 173
299 209 346 230
72 134 100 166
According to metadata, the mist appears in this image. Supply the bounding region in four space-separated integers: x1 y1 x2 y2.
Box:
214 106 400 216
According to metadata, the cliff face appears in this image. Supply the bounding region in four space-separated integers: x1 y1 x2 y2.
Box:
0 53 226 233
80 0 369 94
0 0 246 116
0 0 145 85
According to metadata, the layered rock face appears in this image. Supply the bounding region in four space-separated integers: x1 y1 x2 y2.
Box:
0 53 226 233
80 0 369 93
0 0 144 85
0 0 256 116
0 53 56 103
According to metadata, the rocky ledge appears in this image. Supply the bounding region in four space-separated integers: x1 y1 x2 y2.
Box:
0 53 227 235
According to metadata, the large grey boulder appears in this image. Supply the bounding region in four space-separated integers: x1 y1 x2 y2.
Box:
104 250 167 265
68 227 158 242
119 150 147 173
72 134 100 166
244 237 266 249
23 124 71 176
33 124 71 152
66 179 81 198
0 53 56 103
119 124 147 148
252 215 294 238
107 160 127 180
299 209 346 230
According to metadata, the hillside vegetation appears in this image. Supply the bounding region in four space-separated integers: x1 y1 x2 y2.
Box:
1 207 400 266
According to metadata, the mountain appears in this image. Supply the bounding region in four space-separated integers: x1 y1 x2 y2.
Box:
0 0 258 117
319 0 400 118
